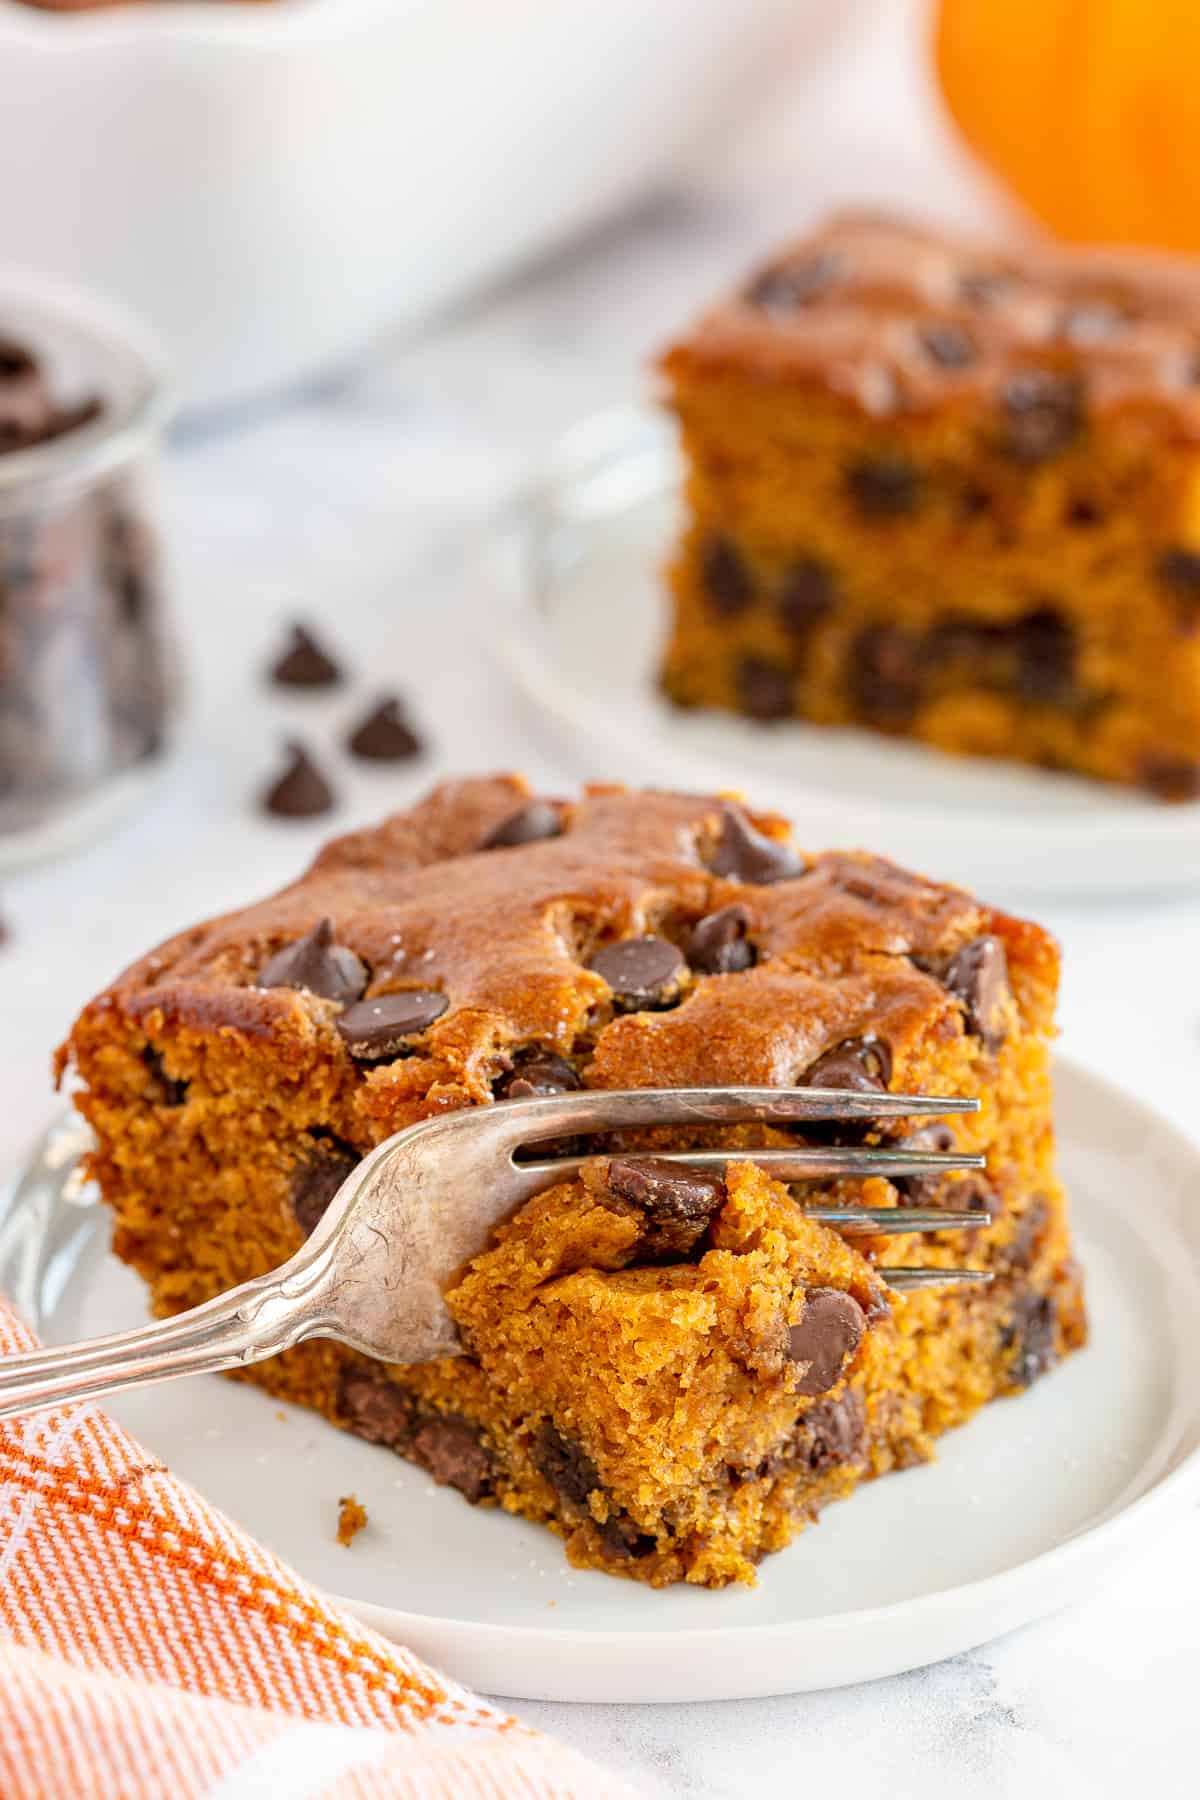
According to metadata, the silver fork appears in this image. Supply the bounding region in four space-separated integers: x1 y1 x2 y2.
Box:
0 1085 987 1422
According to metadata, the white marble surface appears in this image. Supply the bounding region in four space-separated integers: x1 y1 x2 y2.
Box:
3 5 1200 1793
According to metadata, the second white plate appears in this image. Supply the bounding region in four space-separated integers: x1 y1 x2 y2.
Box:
492 407 1200 897
6 1058 1200 1703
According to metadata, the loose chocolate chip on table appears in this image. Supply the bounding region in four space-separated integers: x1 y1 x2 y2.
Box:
335 989 448 1060
744 251 842 312
346 696 422 762
892 1121 955 1206
1002 1289 1058 1388
496 1052 581 1099
257 917 368 1004
804 1036 893 1094
850 625 922 725
1139 753 1200 801
778 557 835 636
737 655 794 722
845 456 921 518
918 323 977 368
706 802 805 884
533 1422 601 1508
788 1288 868 1397
261 741 336 819
793 1388 867 1473
999 371 1083 463
588 937 685 1011
701 536 755 617
687 902 755 975
480 799 563 849
291 1148 359 1236
1012 607 1076 705
338 1366 415 1451
268 623 343 689
411 1415 494 1504
944 934 1010 1050
606 1156 726 1259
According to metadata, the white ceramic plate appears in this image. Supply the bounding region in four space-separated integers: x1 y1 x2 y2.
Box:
491 407 1200 897
4 1058 1199 1703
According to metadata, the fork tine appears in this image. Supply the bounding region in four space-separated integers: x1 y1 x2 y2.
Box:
809 1208 990 1234
516 1147 986 1183
883 1268 993 1291
498 1086 979 1146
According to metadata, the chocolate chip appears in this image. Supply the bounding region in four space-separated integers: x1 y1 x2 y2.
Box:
496 1052 581 1099
345 697 422 762
706 803 805 884
738 655 793 722
588 937 685 1011
1012 607 1076 705
1005 1197 1049 1272
142 1046 187 1107
606 1156 725 1259
803 1036 893 1094
596 1512 656 1560
291 1147 359 1236
1002 1289 1058 1389
1139 753 1200 801
411 1416 494 1504
850 626 921 724
261 741 335 819
335 989 448 1059
793 1388 867 1472
958 270 1013 306
268 623 342 689
338 1366 415 1452
919 323 977 368
778 558 834 636
1065 496 1103 528
1157 548 1200 594
1000 371 1083 463
533 1423 600 1508
1156 549 1200 631
744 251 841 312
701 536 754 617
944 935 1010 1051
257 918 369 1004
687 902 755 974
846 456 921 518
893 1121 955 1206
480 800 563 849
788 1288 867 1396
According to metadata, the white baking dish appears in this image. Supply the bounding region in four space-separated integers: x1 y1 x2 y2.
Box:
0 0 813 412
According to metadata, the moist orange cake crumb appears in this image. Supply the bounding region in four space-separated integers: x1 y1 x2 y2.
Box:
659 209 1200 799
336 1495 368 1548
59 774 1085 1587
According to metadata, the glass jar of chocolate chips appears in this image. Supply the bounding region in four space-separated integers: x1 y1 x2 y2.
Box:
0 281 174 861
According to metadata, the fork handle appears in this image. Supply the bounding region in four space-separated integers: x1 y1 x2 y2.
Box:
0 1257 328 1423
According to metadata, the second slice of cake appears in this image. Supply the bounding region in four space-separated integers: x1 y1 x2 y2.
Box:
660 210 1200 799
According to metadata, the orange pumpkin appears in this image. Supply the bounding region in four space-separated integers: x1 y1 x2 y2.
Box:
935 0 1200 252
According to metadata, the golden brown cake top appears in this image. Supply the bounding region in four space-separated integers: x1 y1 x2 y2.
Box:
660 209 1200 436
65 776 1056 1111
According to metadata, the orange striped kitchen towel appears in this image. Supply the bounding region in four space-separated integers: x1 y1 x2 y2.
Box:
0 1299 629 1798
